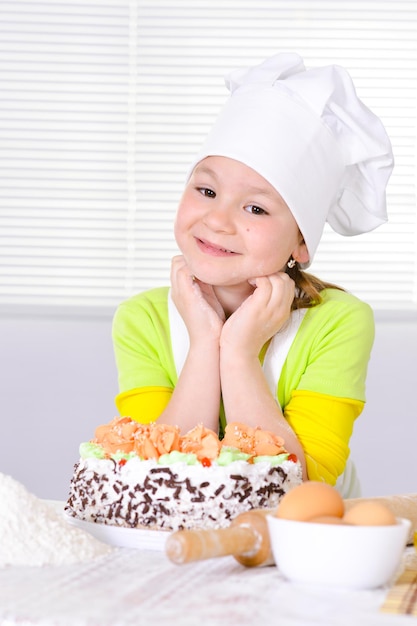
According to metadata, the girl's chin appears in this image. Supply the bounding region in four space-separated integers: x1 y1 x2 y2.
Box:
184 260 258 288
194 274 254 291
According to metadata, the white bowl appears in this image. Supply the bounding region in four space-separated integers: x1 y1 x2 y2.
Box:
267 515 411 589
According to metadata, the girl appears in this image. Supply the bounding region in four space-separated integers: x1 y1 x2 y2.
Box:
112 53 394 496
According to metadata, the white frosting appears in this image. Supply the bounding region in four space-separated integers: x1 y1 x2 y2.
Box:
66 457 302 531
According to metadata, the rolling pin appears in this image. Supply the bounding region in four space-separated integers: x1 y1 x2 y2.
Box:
165 493 417 567
166 508 273 567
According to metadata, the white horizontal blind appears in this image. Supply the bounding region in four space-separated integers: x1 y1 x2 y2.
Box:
0 0 137 310
0 0 416 313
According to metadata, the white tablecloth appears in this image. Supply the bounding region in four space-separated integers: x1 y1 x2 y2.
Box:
0 543 416 626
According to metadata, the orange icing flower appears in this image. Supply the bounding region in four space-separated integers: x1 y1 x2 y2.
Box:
93 416 285 462
134 423 181 460
180 424 222 461
93 416 143 455
223 422 286 457
253 428 286 456
150 423 181 455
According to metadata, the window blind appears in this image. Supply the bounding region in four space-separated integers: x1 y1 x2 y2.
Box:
1 0 416 313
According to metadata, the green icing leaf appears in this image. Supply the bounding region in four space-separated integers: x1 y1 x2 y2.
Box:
158 451 198 465
111 451 138 461
253 453 289 466
79 442 106 460
215 446 251 466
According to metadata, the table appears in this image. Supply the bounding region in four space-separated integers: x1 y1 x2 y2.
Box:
1 502 416 626
1 547 417 625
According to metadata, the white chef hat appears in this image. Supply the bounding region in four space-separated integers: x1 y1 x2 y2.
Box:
188 53 394 265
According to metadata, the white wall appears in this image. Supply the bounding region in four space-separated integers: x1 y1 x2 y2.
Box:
0 314 118 500
349 316 417 498
1 314 416 501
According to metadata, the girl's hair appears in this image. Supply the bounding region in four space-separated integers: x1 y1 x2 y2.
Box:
287 264 344 311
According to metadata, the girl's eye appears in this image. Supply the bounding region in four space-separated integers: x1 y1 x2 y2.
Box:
198 187 216 198
244 204 267 215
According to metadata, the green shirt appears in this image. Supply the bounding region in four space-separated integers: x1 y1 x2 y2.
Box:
113 286 374 403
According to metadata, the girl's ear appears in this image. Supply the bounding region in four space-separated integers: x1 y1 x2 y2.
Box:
293 239 310 265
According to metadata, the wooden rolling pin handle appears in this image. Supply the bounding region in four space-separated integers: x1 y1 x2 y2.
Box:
165 508 274 567
231 509 274 567
166 525 256 564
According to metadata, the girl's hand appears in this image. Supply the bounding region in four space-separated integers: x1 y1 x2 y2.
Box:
170 256 225 343
220 272 295 358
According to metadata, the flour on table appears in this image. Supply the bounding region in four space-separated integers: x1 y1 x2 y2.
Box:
0 473 112 567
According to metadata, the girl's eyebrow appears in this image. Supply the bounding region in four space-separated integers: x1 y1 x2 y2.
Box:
193 164 218 179
246 186 276 199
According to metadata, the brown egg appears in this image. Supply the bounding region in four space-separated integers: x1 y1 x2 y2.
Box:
343 502 396 526
308 515 345 525
276 481 344 521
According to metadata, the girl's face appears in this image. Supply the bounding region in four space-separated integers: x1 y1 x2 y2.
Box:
174 156 309 287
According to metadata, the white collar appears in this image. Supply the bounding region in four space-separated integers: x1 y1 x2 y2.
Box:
168 288 305 407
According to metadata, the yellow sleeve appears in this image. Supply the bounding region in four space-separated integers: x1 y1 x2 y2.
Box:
115 386 173 424
284 390 364 485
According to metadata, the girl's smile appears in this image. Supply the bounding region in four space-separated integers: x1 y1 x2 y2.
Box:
195 236 238 257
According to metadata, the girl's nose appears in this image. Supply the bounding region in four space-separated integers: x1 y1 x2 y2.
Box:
203 201 235 233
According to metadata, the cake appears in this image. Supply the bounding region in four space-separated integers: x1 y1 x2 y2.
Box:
65 417 302 532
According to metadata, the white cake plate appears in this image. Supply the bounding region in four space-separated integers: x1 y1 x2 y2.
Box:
64 512 170 551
